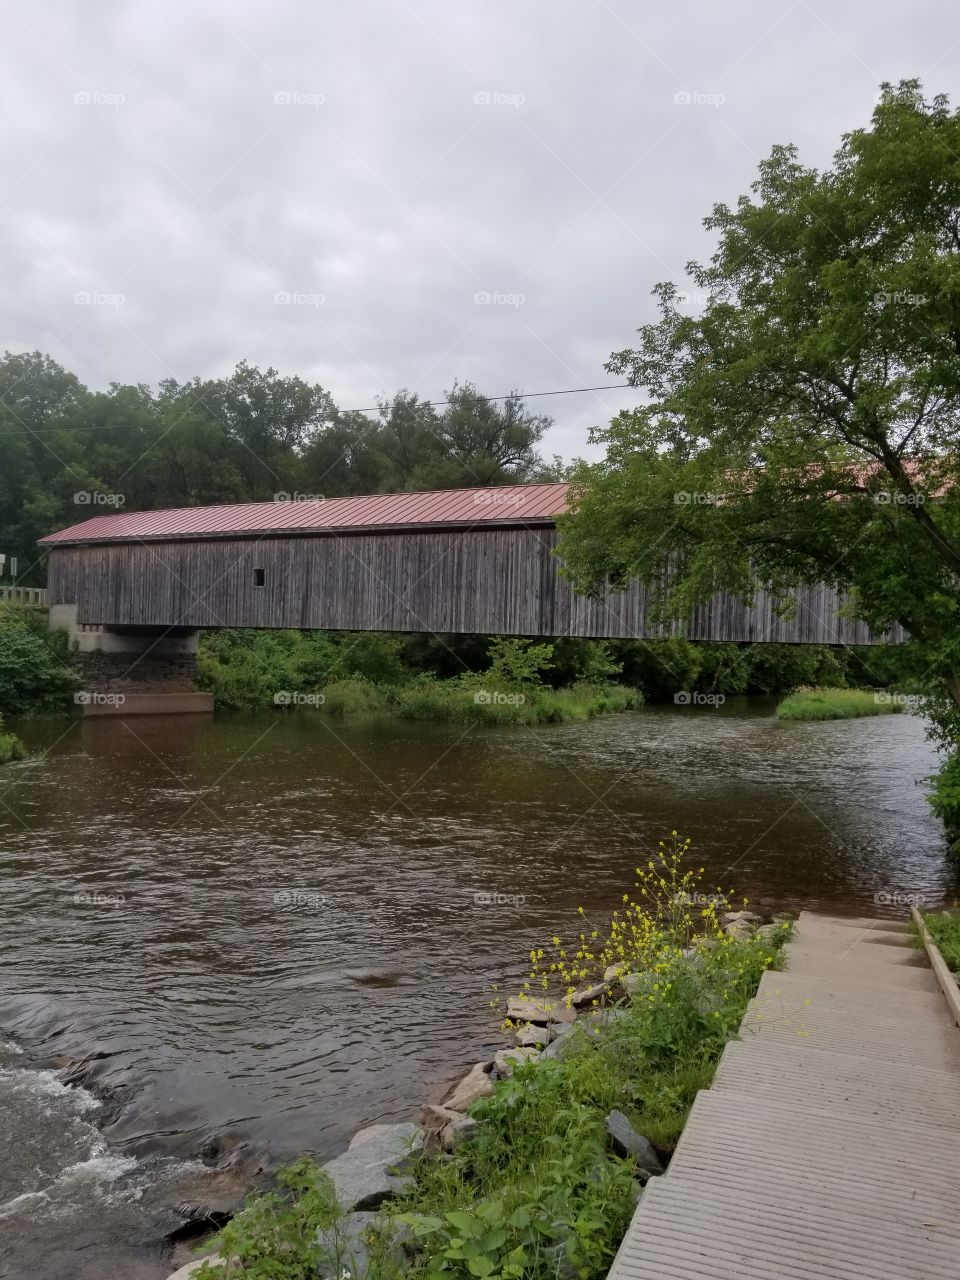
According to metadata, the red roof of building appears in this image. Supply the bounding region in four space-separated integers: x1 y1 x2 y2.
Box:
39 481 571 545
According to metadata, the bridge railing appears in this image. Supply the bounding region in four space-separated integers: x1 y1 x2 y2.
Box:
0 586 48 606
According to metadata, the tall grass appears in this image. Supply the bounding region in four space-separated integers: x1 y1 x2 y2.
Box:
776 687 903 721
923 910 960 973
0 714 27 765
391 678 640 724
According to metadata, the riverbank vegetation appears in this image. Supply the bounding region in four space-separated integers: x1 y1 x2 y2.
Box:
195 839 790 1280
199 634 639 724
0 604 78 763
197 624 918 722
776 687 905 721
921 910 960 973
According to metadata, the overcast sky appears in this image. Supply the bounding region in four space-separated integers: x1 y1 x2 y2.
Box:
0 0 954 461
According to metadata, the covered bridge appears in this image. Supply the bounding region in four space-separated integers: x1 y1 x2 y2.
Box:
40 481 887 646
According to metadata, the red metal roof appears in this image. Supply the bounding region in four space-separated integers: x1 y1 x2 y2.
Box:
39 482 571 545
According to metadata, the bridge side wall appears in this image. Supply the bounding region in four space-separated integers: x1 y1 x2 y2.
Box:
45 528 889 644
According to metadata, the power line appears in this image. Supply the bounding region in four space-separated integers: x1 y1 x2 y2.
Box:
346 383 634 414
0 383 635 436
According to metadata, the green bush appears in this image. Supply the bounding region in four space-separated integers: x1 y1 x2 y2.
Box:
0 604 79 716
197 631 640 725
195 1158 403 1280
929 752 960 861
0 713 27 765
319 677 390 717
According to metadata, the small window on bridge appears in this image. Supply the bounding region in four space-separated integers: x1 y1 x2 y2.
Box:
253 567 266 588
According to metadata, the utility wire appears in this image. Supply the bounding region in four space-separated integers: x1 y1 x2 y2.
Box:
0 383 635 435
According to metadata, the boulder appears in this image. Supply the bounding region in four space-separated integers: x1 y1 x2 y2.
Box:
621 970 654 998
334 1210 381 1274
505 995 577 1025
725 917 754 939
720 909 759 927
492 1047 539 1079
539 1022 578 1060
580 1007 628 1035
603 962 628 983
421 1104 463 1156
321 1122 421 1211
515 1022 552 1048
605 1110 663 1179
318 1211 411 1276
756 922 781 943
570 981 609 1007
444 1062 494 1111
420 1103 478 1155
172 1168 250 1230
443 1112 477 1152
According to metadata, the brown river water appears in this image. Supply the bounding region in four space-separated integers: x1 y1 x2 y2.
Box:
0 703 955 1279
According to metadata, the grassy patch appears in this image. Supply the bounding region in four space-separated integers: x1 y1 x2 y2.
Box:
390 677 640 725
775 687 902 721
922 910 960 973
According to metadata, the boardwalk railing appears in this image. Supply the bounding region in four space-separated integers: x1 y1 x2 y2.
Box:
0 586 47 606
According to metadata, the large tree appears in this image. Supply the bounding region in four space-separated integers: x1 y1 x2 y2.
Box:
561 82 960 724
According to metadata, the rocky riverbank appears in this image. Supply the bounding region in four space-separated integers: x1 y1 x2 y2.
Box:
167 892 791 1280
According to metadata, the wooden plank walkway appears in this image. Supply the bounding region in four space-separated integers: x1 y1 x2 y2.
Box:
608 911 960 1280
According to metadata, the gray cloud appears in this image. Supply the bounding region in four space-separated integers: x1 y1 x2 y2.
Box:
0 0 951 462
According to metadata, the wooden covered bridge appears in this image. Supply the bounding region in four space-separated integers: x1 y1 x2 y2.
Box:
40 481 888 649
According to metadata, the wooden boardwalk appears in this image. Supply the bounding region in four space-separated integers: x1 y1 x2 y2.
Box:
608 911 960 1280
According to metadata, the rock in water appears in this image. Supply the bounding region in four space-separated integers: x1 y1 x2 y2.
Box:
321 1122 421 1211
515 1022 552 1047
605 1110 663 1179
444 1062 494 1111
570 981 609 1007
505 995 577 1025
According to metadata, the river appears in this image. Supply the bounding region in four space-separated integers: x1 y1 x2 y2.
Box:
0 703 954 1278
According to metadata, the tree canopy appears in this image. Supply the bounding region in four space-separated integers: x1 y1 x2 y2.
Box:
560 80 960 713
0 357 561 584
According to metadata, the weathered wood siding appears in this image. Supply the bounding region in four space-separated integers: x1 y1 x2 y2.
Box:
46 528 894 644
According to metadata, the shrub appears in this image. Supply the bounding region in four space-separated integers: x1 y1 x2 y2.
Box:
929 752 960 861
0 713 27 764
195 1158 401 1280
319 677 390 717
0 604 79 716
